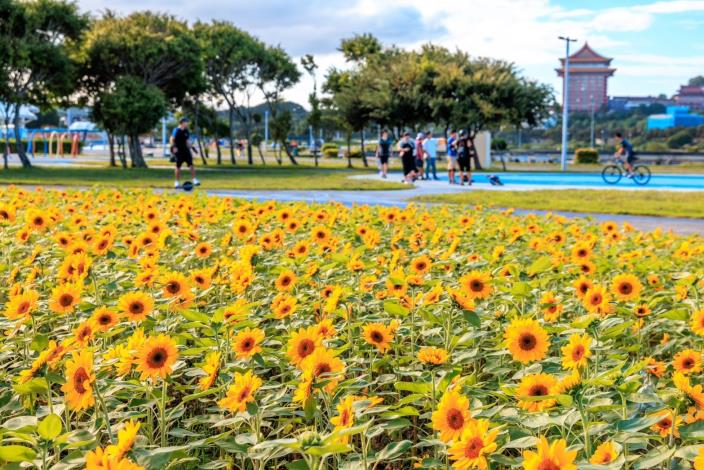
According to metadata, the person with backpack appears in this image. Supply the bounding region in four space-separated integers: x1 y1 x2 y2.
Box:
398 132 417 184
457 130 472 186
170 118 200 189
375 129 393 179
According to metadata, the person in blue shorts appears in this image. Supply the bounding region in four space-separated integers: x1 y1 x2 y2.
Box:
446 129 459 184
422 131 439 180
375 130 393 179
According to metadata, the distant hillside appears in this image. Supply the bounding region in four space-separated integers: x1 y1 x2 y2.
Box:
217 101 308 121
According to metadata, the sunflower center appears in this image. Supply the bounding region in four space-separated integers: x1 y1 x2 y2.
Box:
469 280 483 292
242 338 253 350
601 453 613 464
129 302 144 314
529 385 549 396
536 460 561 470
98 314 111 325
166 281 181 294
416 262 426 271
297 339 315 357
17 301 30 314
579 283 589 294
619 283 633 294
59 294 74 307
446 409 465 430
590 294 603 305
683 358 694 369
659 418 672 428
237 386 251 402
572 345 585 361
519 333 537 351
147 347 168 368
371 331 384 343
315 363 332 376
280 277 291 286
464 437 484 458
33 216 44 226
73 367 89 394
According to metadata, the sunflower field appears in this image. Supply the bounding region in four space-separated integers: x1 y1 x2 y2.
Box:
1 186 704 470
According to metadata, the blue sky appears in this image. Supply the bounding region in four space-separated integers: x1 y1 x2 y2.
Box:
77 0 704 105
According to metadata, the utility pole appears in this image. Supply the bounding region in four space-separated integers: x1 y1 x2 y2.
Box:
590 96 596 148
264 110 269 150
558 36 577 171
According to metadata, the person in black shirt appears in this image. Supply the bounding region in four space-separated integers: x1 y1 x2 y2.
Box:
375 129 393 178
398 131 417 184
614 132 636 177
169 118 200 188
457 130 472 186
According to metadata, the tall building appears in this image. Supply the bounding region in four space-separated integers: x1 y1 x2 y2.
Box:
556 43 615 112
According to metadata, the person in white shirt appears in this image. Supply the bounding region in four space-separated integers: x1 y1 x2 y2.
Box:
422 131 439 180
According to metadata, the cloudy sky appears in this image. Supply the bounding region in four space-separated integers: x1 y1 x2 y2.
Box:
76 0 704 106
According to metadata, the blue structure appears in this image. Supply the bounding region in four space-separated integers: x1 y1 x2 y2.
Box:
647 106 704 130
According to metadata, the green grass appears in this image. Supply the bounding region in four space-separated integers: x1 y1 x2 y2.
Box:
0 165 407 191
413 189 704 218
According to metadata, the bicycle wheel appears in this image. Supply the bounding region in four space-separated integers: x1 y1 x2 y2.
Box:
601 165 622 184
632 165 651 185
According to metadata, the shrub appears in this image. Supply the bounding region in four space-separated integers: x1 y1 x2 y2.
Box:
667 130 694 149
321 143 338 158
491 138 508 151
574 148 599 164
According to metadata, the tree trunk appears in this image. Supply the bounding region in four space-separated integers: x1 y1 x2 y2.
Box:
12 108 31 168
118 136 127 168
281 139 298 165
257 142 266 164
3 118 10 170
128 134 147 168
360 130 368 167
228 108 236 165
108 133 117 167
346 134 352 168
215 139 222 165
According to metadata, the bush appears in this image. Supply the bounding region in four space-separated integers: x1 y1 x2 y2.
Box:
491 138 508 151
3 139 83 155
321 143 338 158
667 130 694 149
574 148 599 164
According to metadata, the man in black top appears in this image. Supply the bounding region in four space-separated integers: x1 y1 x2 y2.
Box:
457 130 472 186
170 118 200 189
614 132 636 177
398 132 417 184
376 130 393 179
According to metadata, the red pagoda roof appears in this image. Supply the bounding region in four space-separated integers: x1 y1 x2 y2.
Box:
678 85 704 96
559 42 613 65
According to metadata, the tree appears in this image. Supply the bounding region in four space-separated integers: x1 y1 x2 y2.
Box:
339 34 382 63
0 0 88 168
301 54 322 166
92 76 166 168
257 46 301 165
81 11 203 167
688 76 704 86
195 21 264 165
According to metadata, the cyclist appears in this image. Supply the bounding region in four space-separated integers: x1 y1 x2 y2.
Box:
614 132 636 178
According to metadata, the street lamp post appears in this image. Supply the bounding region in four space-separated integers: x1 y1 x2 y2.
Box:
590 95 596 148
558 36 577 171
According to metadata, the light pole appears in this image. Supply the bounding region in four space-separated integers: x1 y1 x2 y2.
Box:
558 36 577 171
589 95 595 148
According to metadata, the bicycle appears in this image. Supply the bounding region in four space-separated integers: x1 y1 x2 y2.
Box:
601 157 651 185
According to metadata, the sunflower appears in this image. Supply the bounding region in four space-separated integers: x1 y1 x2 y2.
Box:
691 310 704 336
560 333 592 370
448 419 498 470
198 352 220 391
522 436 577 470
271 293 298 319
300 347 345 392
194 242 212 258
418 346 449 366
362 322 395 354
673 372 704 408
330 396 355 442
91 306 120 332
191 268 213 289
589 441 618 465
645 357 666 378
611 274 643 301
49 283 82 314
516 373 558 412
504 318 550 364
232 327 265 360
311 225 331 244
570 242 592 261
106 420 140 460
232 219 254 239
274 270 297 291
650 409 682 438
316 318 337 339
287 326 322 366
458 271 492 300
411 255 432 275
448 288 477 311
572 276 593 299
431 389 472 443
26 209 49 231
4 289 39 320
73 320 96 346
673 349 702 375
61 350 95 411
219 370 263 413
695 448 704 470
135 335 178 380
540 291 562 322
582 286 611 315
118 292 154 322
634 304 651 318
161 271 190 299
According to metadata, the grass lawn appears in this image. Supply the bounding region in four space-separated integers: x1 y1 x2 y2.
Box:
0 165 407 191
413 189 704 218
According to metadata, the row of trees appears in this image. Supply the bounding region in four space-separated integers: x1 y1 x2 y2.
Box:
322 35 554 169
1 0 554 169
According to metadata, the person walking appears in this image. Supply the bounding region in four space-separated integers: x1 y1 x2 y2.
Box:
398 132 417 184
457 130 472 186
170 118 200 189
375 129 393 179
423 131 439 180
446 129 459 184
415 132 425 180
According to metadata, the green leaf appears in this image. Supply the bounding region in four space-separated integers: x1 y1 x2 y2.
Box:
614 413 664 432
527 256 552 276
510 282 531 296
304 396 316 422
571 314 599 329
374 440 412 462
463 310 480 327
37 414 62 441
0 445 37 462
502 436 539 449
180 310 210 323
680 421 704 439
633 446 675 469
393 382 431 394
14 378 48 395
383 301 409 317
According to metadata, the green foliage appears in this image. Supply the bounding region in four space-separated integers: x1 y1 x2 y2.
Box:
574 148 599 164
688 75 704 86
93 76 166 137
321 143 338 158
667 129 695 149
492 138 508 151
339 33 382 63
